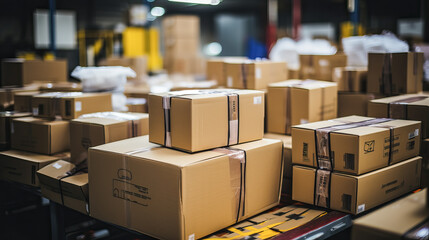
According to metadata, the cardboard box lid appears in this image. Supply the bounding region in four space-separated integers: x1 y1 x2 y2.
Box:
293 115 373 130
0 112 32 119
353 189 428 237
72 112 149 126
33 92 83 99
268 79 337 89
0 149 62 163
12 116 68 126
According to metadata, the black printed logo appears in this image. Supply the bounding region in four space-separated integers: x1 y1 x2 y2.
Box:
364 140 375 153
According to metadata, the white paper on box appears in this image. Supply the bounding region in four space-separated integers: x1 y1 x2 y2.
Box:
255 67 261 79
32 107 39 116
227 76 233 87
253 96 262 104
75 101 82 112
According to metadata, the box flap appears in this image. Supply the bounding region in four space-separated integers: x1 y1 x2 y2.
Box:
0 150 61 163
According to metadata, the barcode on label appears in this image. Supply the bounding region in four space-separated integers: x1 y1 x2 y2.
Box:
344 153 355 170
357 204 365 214
303 143 308 158
408 129 419 139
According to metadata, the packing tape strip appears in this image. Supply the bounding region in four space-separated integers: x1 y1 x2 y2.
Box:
388 96 428 119
381 53 393 96
227 93 239 146
241 63 248 89
314 169 331 208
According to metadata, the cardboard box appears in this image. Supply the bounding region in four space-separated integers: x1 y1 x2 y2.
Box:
39 82 82 92
332 67 367 92
162 15 200 39
288 68 300 79
352 189 428 240
0 150 70 187
164 38 200 56
164 55 206 75
206 57 247 86
149 89 264 152
367 52 424 95
13 91 40 112
292 116 421 175
1 59 67 87
89 136 283 240
11 117 70 155
225 60 288 90
70 112 149 165
264 133 292 179
126 98 147 113
292 156 422 214
32 92 112 120
0 85 40 110
338 92 376 117
421 139 429 188
0 112 32 150
368 94 429 138
99 56 148 82
37 160 89 215
300 54 347 81
266 80 338 135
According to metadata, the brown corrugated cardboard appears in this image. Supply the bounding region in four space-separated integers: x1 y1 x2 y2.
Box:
37 160 88 214
264 133 292 179
368 94 429 138
332 67 367 92
162 15 200 39
206 57 248 87
225 60 288 90
0 150 70 187
164 38 200 56
1 59 67 87
0 85 40 110
352 189 428 240
39 82 82 92
13 91 40 112
338 92 376 117
288 68 300 79
32 92 112 120
88 136 283 240
149 89 264 152
70 112 149 165
367 52 424 95
421 139 429 188
126 98 147 113
124 84 151 99
0 112 32 150
300 54 347 81
99 56 148 82
292 116 421 175
11 117 70 155
266 80 338 135
164 55 206 75
292 157 422 214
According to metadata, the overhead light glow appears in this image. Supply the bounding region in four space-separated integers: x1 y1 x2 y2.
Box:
150 7 165 17
204 42 222 56
168 0 221 5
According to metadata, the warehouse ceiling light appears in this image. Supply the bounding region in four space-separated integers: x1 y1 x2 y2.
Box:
168 0 221 5
204 42 222 56
151 7 165 17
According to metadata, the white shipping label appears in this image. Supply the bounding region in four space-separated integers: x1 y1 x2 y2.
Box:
357 204 365 214
75 101 82 112
32 107 39 116
227 76 233 87
408 129 419 139
253 96 262 104
255 67 262 79
52 162 63 169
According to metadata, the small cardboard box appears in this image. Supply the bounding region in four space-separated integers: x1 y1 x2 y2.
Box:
338 92 376 117
367 52 423 95
0 112 32 150
126 98 147 113
13 91 40 112
39 82 82 92
266 80 338 135
292 156 422 215
32 92 112 120
292 116 421 175
264 133 292 179
88 136 283 240
206 57 247 86
37 160 89 215
332 67 367 92
352 189 428 240
0 150 69 187
224 60 288 90
70 112 149 165
99 56 148 81
149 89 264 152
368 94 429 139
300 54 347 81
11 117 70 155
1 59 67 87
162 15 200 39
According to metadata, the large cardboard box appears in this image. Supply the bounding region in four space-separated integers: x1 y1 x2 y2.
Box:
368 94 429 138
70 112 149 165
37 160 89 215
292 156 422 214
367 52 424 95
300 54 347 81
266 80 338 135
99 56 147 82
0 112 32 150
338 92 376 117
292 116 421 175
149 89 264 152
11 117 70 155
89 136 283 240
332 67 367 92
352 189 428 240
206 57 248 87
162 15 200 39
1 59 67 87
13 91 40 112
32 92 112 120
225 60 288 90
0 150 69 187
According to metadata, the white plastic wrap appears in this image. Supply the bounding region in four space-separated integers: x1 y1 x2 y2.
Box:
71 66 136 92
78 111 142 121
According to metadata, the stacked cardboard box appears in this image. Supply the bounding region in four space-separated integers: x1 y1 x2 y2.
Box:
162 15 202 75
300 54 347 81
206 57 247 86
292 116 422 214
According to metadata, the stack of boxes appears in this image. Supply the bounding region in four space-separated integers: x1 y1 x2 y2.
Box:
88 89 284 239
162 15 204 75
